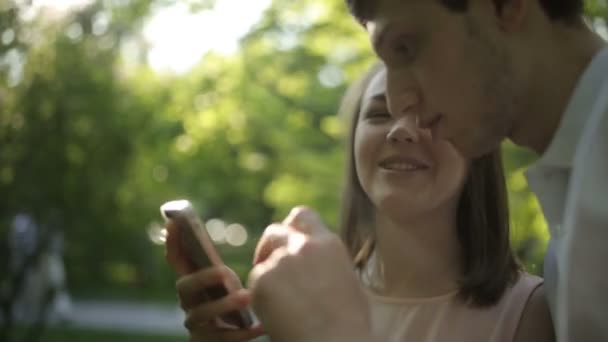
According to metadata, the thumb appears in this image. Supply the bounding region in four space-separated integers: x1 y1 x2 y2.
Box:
252 224 290 265
283 206 329 236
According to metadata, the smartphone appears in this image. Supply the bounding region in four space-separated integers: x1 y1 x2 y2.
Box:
160 199 256 329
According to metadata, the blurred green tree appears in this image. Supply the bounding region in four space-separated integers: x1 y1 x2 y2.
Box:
0 0 172 340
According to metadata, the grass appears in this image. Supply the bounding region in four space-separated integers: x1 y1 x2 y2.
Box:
27 326 270 342
12 326 183 342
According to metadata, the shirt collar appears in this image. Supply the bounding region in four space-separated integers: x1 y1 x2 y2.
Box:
536 46 608 169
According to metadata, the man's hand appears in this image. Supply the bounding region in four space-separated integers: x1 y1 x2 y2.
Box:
248 207 373 342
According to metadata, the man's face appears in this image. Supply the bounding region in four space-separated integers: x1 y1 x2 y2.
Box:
363 0 518 158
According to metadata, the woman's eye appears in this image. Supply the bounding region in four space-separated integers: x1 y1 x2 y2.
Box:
366 111 391 121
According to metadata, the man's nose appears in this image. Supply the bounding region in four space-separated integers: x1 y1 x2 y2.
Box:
385 68 421 119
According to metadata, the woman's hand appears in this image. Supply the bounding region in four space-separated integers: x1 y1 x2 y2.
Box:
165 222 264 342
177 266 265 342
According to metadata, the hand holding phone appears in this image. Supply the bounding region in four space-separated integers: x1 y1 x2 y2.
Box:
161 199 257 329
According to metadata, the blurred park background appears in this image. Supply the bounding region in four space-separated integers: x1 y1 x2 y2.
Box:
1 0 607 341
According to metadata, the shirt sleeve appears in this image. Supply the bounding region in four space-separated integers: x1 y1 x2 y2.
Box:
557 97 608 342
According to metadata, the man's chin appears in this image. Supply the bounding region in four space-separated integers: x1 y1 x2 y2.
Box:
453 137 502 160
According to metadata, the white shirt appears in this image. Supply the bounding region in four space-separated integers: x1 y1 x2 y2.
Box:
526 46 608 342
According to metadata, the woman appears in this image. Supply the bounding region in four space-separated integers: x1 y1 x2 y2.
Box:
339 63 553 341
166 64 554 341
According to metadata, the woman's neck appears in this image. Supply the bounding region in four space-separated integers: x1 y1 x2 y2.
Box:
370 210 462 299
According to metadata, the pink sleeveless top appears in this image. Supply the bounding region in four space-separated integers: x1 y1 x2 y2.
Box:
361 270 543 342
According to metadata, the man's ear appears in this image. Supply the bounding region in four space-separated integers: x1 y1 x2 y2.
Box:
495 0 528 32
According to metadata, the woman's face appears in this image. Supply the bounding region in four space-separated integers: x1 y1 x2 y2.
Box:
354 68 468 221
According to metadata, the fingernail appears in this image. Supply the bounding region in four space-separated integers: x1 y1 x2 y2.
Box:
235 289 251 305
283 206 302 224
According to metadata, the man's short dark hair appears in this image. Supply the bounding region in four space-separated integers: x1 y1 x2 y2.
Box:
347 0 584 24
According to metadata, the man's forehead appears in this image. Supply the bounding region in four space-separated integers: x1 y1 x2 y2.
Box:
348 0 415 23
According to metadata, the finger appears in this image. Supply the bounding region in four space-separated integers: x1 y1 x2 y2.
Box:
252 223 290 265
165 221 196 275
222 267 244 292
248 246 290 297
282 206 328 236
177 266 229 310
184 289 251 331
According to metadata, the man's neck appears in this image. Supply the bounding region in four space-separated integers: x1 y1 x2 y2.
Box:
371 210 462 299
510 23 606 155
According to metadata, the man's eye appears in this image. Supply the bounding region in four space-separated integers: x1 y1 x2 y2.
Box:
394 42 411 56
392 37 417 60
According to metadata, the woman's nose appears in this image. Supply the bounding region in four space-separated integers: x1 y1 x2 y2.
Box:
386 114 419 143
